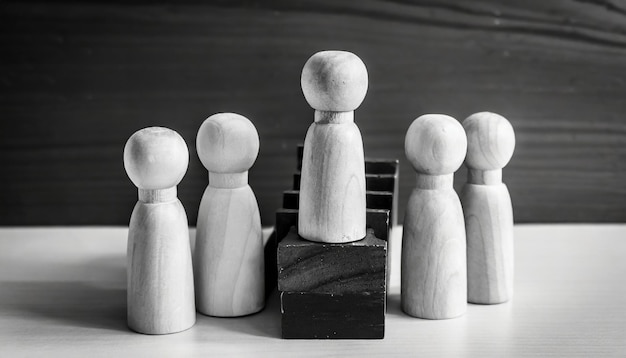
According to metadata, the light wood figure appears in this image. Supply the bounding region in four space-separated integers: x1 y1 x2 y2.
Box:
299 50 368 243
194 112 264 317
401 114 467 319
123 127 196 334
461 112 515 304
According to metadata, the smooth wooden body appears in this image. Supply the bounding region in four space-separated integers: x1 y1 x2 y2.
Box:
194 184 264 317
299 121 366 243
127 198 196 334
462 182 514 304
401 181 467 319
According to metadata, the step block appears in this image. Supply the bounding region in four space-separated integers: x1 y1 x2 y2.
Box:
277 228 386 294
281 291 385 339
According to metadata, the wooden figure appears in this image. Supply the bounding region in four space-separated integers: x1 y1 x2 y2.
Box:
194 112 264 317
295 144 400 227
123 127 195 334
461 111 515 304
298 50 368 244
273 141 395 339
401 114 467 320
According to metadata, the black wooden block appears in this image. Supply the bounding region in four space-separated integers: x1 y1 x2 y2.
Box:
264 230 278 298
364 174 395 193
278 228 387 339
271 209 389 297
366 190 394 213
268 209 299 296
281 190 299 209
365 159 399 227
364 159 398 175
275 208 298 242
366 209 390 242
277 228 386 294
281 291 385 339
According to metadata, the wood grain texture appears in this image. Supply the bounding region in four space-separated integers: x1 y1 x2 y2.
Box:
127 198 196 334
277 226 387 339
124 126 195 334
402 115 467 319
277 228 386 294
294 154 400 226
462 183 514 304
2 1 626 225
299 118 367 243
283 189 393 240
299 51 368 243
123 127 189 191
463 112 515 172
276 148 393 245
462 111 515 304
301 51 368 112
196 113 260 175
295 155 400 226
193 112 264 317
401 185 467 319
194 185 264 317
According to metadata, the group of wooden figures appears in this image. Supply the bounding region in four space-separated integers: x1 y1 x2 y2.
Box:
123 50 515 339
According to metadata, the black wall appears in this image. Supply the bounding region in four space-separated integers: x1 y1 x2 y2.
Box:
2 1 626 225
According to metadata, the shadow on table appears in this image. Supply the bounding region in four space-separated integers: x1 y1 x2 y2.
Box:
4 280 129 332
386 292 408 317
4 251 283 337
196 289 282 339
2 253 129 333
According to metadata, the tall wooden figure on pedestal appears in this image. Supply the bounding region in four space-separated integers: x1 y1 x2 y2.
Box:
299 50 368 243
194 113 264 317
401 115 467 319
461 112 515 304
123 127 196 334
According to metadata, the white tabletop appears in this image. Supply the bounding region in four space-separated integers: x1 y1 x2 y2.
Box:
1 225 625 357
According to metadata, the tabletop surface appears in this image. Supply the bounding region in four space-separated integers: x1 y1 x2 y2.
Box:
1 225 625 357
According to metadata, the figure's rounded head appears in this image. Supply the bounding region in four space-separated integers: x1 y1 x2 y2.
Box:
196 112 259 173
463 112 515 170
123 127 189 190
405 114 467 175
301 50 368 112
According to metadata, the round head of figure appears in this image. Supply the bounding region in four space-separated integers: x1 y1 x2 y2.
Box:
463 112 515 170
301 50 368 112
405 114 467 175
123 127 189 190
196 112 260 173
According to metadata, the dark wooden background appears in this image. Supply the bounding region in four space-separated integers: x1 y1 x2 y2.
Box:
2 0 626 226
